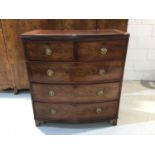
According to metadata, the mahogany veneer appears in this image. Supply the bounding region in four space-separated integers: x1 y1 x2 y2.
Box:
21 29 129 126
27 61 123 83
31 83 120 103
34 101 118 122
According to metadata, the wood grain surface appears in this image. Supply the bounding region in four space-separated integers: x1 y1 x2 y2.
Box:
27 61 123 83
34 101 118 122
0 29 13 89
31 82 120 103
78 39 127 61
25 41 74 61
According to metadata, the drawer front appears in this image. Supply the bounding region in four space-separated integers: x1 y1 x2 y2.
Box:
34 101 117 122
25 41 74 61
31 83 120 103
28 61 123 83
78 39 127 61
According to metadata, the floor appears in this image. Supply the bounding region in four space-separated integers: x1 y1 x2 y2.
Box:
0 81 155 135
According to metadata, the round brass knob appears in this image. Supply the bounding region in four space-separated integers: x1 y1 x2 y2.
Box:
96 107 102 114
96 90 104 96
100 47 107 55
45 46 52 56
49 90 55 97
98 69 106 75
50 109 57 115
47 69 54 76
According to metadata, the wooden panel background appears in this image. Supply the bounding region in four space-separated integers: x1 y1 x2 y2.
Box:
0 21 13 89
96 19 128 31
0 19 128 93
1 19 50 92
47 19 97 29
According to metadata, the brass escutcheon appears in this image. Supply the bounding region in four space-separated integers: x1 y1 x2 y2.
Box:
96 89 104 96
47 69 54 76
45 46 52 55
98 69 106 75
50 109 57 115
100 47 108 55
96 107 102 113
49 90 55 97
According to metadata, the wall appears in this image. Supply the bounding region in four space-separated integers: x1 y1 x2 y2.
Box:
124 19 155 81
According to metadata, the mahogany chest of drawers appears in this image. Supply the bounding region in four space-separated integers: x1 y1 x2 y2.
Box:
21 29 129 126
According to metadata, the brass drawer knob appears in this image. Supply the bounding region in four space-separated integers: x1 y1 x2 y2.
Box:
49 90 55 97
47 69 54 76
96 107 102 114
100 47 107 55
50 109 57 115
96 90 104 96
45 46 52 55
98 69 106 75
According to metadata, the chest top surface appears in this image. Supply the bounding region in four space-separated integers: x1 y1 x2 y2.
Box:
21 29 129 39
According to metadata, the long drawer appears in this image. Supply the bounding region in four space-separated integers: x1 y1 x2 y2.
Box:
31 82 120 103
27 61 123 83
34 101 118 122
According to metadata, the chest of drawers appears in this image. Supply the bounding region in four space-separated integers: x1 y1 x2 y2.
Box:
21 29 129 126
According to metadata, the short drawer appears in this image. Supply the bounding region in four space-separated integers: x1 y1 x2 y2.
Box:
78 39 127 61
31 83 120 103
25 41 74 61
34 101 118 122
27 61 123 83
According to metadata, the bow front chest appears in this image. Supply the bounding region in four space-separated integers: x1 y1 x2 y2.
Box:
21 29 129 126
